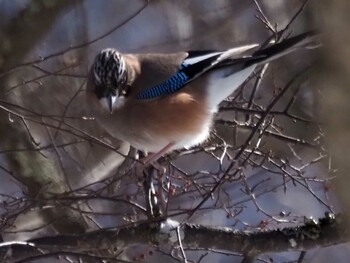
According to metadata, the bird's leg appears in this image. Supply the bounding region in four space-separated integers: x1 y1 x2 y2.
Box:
140 142 175 165
138 142 175 213
136 161 167 214
143 167 162 218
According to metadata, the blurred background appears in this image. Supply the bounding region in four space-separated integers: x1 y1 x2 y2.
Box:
0 0 349 262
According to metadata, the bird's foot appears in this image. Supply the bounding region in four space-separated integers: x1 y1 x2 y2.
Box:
139 142 175 165
136 161 167 217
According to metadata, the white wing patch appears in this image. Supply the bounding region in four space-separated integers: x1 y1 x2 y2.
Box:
218 44 259 61
183 52 223 65
183 44 259 67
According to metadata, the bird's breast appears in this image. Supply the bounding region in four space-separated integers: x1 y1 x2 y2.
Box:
101 92 213 153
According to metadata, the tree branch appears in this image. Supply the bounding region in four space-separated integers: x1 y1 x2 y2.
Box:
0 213 347 262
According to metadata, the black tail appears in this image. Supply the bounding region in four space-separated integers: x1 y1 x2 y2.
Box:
246 31 320 67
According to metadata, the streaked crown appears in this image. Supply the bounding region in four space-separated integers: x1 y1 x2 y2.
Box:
92 48 128 99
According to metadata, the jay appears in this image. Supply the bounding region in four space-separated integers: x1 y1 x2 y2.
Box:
86 32 317 162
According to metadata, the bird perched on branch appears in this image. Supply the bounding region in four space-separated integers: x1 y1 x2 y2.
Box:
86 32 317 163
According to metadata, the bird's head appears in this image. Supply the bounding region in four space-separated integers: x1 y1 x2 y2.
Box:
91 48 130 113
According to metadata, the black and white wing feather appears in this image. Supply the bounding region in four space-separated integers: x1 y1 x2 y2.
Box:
136 45 257 100
137 31 317 101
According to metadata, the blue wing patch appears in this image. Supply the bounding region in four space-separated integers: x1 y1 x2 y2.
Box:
137 63 189 100
136 51 223 100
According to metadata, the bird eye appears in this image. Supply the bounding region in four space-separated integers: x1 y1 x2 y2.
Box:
120 85 131 97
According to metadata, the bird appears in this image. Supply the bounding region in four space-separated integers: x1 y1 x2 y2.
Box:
86 32 318 163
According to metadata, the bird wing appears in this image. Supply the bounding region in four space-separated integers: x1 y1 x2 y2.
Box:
136 45 257 100
136 31 318 100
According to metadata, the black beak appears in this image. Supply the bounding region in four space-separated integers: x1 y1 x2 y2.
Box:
106 93 116 114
